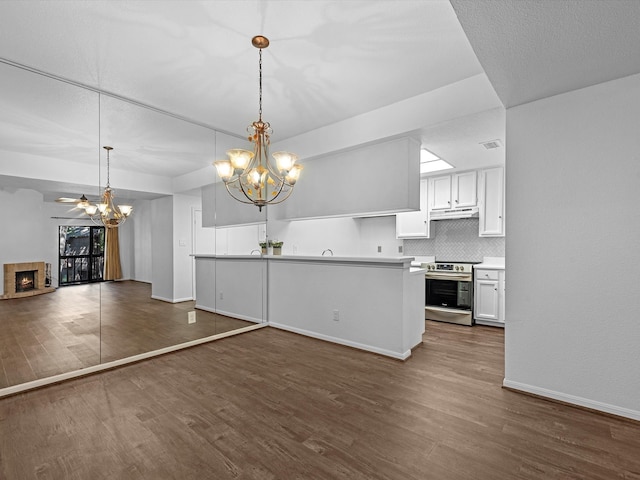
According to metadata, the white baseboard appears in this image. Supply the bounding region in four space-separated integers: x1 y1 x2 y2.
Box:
194 304 215 313
269 322 410 360
173 297 193 303
503 379 640 422
475 319 504 328
193 305 262 324
213 309 263 324
151 295 193 303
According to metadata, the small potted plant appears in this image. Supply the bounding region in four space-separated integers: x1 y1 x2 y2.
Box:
259 241 268 255
270 240 284 255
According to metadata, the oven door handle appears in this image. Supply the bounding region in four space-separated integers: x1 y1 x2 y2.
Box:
425 273 472 281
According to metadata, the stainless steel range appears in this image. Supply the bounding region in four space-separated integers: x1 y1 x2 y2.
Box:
423 261 478 326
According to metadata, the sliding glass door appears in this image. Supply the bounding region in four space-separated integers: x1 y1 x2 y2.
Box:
58 226 105 286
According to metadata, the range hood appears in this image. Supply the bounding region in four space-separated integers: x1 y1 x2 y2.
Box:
430 206 479 220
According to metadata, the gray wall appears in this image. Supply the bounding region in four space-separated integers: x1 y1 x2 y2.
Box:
505 72 640 420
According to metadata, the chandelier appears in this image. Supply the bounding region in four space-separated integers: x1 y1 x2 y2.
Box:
214 35 302 212
83 146 133 228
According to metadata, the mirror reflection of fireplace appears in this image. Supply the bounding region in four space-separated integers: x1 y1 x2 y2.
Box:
15 270 36 293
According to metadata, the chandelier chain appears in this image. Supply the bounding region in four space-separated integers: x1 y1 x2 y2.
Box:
106 148 111 186
258 47 263 121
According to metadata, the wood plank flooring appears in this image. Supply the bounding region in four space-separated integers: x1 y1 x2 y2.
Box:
0 321 638 479
0 281 252 388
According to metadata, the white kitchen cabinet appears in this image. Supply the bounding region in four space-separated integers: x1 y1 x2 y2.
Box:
430 175 452 210
474 268 505 326
452 171 477 208
396 178 430 238
429 171 477 211
478 167 505 237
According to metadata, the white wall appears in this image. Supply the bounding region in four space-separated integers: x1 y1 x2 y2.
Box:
215 224 263 255
150 194 202 303
172 194 201 302
265 215 402 258
505 72 640 420
355 215 404 257
151 196 174 301
266 217 361 257
132 199 152 283
0 188 46 291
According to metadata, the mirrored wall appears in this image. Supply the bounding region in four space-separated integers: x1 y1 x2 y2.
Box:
0 60 265 393
0 54 434 394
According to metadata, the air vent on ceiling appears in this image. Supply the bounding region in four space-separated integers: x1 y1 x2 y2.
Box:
480 139 502 150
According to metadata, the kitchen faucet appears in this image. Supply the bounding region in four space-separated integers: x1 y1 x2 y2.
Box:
322 249 333 256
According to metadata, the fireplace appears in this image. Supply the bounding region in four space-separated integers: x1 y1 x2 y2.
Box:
16 270 36 292
2 261 55 299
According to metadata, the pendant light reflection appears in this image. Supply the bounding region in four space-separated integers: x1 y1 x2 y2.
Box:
83 146 133 228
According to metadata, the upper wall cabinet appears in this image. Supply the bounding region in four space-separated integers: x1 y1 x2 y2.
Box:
396 178 430 238
478 167 505 237
270 137 421 220
429 171 477 210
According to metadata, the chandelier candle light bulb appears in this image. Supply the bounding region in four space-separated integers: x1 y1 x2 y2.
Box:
213 35 302 211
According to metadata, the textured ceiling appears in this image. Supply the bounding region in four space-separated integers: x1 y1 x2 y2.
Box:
0 0 501 200
3 0 638 201
0 0 484 141
451 0 640 108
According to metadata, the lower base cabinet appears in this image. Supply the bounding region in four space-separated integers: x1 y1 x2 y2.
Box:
474 269 505 326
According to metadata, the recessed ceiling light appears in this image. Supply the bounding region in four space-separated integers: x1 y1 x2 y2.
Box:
420 148 454 173
421 159 454 174
420 148 439 162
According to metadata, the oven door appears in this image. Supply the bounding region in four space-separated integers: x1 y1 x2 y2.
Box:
425 276 473 310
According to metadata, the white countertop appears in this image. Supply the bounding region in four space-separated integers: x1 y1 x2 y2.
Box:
473 256 505 270
193 254 417 268
410 256 435 267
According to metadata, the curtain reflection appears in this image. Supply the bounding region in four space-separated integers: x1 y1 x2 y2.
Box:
104 227 122 280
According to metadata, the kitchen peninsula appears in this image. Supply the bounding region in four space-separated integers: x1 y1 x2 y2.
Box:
193 254 425 359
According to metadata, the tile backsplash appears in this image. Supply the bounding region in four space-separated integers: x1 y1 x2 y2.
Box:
403 218 505 262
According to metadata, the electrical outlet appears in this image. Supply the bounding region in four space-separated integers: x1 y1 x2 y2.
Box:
188 311 196 324
219 292 224 300
377 245 382 253
333 310 340 321
398 245 403 254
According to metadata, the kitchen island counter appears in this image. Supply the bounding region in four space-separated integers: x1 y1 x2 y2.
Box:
193 254 424 359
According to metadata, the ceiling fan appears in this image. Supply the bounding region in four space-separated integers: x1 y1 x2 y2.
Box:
55 194 95 209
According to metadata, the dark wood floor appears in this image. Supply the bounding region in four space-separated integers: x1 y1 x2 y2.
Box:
0 281 252 388
0 320 638 479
